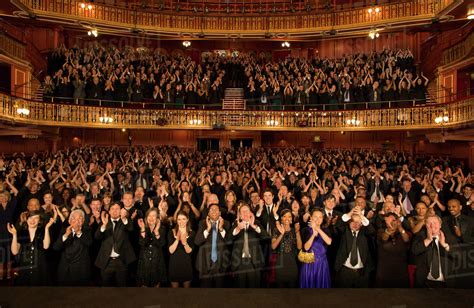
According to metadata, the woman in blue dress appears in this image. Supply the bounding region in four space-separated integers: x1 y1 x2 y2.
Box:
300 208 332 288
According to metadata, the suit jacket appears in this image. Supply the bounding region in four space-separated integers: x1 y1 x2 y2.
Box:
194 219 231 275
53 226 93 283
338 88 355 104
367 179 388 200
133 173 152 191
411 229 454 287
256 204 279 237
399 188 419 214
334 223 376 272
94 218 136 269
230 220 269 271
442 215 474 245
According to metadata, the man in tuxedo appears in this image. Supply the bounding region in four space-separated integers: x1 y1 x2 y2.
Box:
94 202 136 287
256 189 280 286
322 194 343 275
53 209 92 286
194 204 231 287
334 207 375 287
231 203 268 288
412 215 453 288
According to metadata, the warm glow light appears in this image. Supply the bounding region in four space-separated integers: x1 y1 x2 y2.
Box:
375 7 380 13
80 3 86 9
182 41 191 47
121 128 126 132
17 108 30 115
467 4 474 19
368 8 373 14
87 4 93 10
443 116 449 122
281 41 290 48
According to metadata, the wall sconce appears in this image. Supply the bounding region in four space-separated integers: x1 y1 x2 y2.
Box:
467 4 474 19
281 41 290 48
80 2 93 10
17 108 30 116
369 30 380 39
182 41 191 47
346 118 361 126
368 7 380 14
88 29 98 37
434 115 449 124
99 115 114 123
266 120 279 126
189 119 202 125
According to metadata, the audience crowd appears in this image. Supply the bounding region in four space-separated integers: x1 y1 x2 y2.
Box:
44 45 429 110
1 146 472 288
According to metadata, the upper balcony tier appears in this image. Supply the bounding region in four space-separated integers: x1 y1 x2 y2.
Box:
13 0 460 39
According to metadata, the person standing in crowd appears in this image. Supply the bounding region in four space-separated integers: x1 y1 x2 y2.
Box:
300 209 332 288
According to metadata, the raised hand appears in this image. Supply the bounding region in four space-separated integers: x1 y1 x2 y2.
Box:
101 211 109 225
276 221 285 234
137 218 145 231
6 223 16 235
206 216 212 232
45 217 55 229
120 208 128 220
218 217 224 231
64 225 73 238
294 222 300 233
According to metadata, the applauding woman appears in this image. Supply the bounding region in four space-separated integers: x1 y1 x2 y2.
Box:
300 208 332 288
168 210 195 288
8 210 55 286
136 208 167 287
271 209 302 287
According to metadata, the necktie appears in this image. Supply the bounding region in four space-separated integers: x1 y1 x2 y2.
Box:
211 222 218 263
405 195 413 212
350 231 358 266
266 205 272 235
243 226 250 258
375 183 381 199
431 239 441 279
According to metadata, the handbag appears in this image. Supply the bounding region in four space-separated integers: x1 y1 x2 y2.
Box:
298 249 315 264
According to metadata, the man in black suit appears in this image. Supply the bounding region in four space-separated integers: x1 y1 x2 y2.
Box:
399 178 419 216
322 194 343 276
94 202 136 287
442 199 474 287
133 166 151 192
367 174 388 210
255 189 279 286
334 206 375 288
367 80 382 109
195 204 231 287
53 209 92 286
339 82 355 106
412 215 453 288
231 203 269 288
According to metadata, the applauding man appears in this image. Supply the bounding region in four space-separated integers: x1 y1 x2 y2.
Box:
94 202 136 287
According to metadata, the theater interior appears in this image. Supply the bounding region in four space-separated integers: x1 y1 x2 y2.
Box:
0 0 473 306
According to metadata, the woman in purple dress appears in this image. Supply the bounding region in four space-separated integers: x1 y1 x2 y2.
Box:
300 208 332 288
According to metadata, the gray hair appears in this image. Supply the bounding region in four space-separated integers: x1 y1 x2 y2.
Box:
69 209 85 222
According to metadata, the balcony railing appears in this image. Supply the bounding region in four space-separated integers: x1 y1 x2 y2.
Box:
1 93 472 131
18 0 455 36
442 32 474 66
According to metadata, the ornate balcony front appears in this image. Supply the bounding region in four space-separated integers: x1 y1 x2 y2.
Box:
1 94 472 132
14 0 458 38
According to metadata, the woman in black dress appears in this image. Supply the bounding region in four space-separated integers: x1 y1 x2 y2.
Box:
271 209 302 288
136 208 167 287
375 212 410 287
0 188 17 281
8 210 55 286
168 210 195 288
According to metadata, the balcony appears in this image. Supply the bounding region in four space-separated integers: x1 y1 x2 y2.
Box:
1 93 472 131
15 0 458 38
